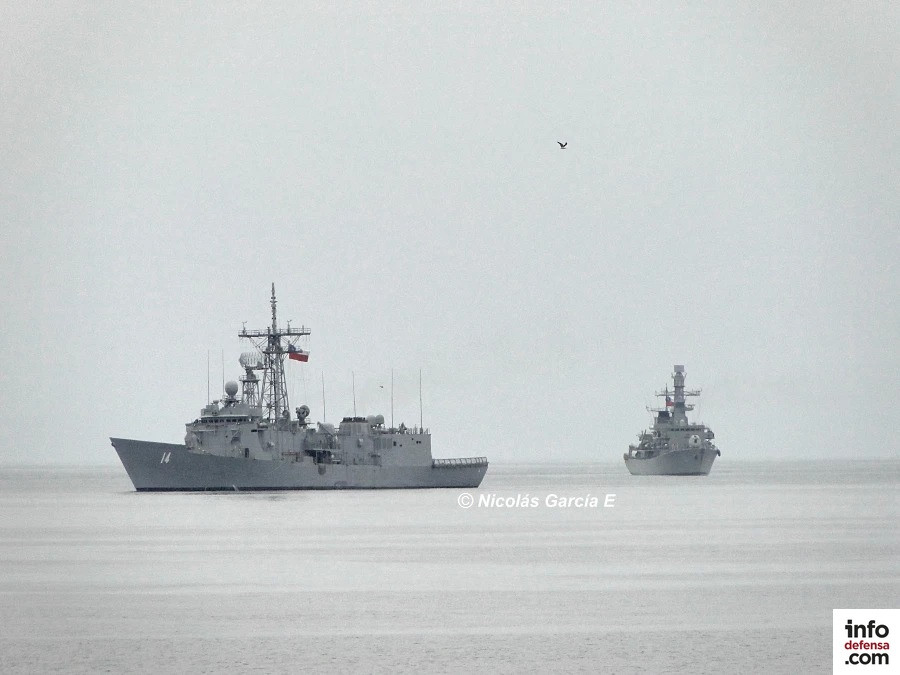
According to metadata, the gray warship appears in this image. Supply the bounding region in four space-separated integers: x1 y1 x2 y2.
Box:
112 286 488 491
624 365 721 475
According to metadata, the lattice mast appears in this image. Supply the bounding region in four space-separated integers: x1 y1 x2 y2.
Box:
238 284 310 421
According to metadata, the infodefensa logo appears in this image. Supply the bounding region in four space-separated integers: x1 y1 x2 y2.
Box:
833 609 897 673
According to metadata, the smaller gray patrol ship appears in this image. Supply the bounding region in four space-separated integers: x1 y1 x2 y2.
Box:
624 365 721 475
111 285 488 491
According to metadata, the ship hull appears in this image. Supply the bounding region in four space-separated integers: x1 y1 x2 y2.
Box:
111 438 488 491
624 447 718 476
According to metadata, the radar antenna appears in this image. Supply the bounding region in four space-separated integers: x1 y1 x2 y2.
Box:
239 352 264 407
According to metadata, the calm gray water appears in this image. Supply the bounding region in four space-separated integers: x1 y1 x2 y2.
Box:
0 461 896 673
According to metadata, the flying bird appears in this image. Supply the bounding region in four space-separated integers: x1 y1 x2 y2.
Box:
558 141 567 149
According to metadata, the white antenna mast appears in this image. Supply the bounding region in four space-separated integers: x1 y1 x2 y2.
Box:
419 368 423 429
321 371 326 424
391 368 394 430
352 371 356 416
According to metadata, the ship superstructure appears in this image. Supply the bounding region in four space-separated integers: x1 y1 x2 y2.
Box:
112 285 488 490
623 365 720 475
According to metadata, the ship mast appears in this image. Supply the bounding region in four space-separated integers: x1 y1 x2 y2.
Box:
655 365 701 422
238 284 310 422
652 365 701 419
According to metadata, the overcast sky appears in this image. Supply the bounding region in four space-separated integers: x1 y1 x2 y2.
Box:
1 2 897 464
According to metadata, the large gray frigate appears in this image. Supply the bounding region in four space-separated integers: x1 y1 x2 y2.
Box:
112 286 488 490
623 365 720 475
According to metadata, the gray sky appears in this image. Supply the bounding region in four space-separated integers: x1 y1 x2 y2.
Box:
1 2 897 464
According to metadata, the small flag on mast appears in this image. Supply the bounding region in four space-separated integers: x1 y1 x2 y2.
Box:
287 344 309 362
665 396 673 407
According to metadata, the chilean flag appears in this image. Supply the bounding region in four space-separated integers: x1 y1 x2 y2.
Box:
287 344 309 362
665 396 673 407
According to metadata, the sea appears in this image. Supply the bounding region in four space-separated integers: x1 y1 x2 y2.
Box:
0 460 896 674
